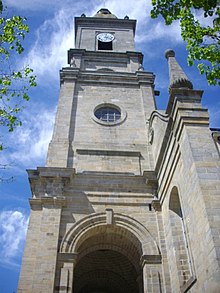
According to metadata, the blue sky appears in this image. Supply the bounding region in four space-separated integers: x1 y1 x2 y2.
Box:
0 0 219 292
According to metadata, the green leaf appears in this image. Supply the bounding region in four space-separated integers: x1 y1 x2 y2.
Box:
150 0 220 86
0 3 37 143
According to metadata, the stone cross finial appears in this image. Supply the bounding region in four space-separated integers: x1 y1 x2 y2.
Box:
165 49 193 92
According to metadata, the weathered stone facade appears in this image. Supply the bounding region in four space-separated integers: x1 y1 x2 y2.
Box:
18 8 220 293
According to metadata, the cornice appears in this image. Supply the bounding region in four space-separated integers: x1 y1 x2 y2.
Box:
60 67 155 86
75 17 136 41
166 88 203 115
68 48 143 58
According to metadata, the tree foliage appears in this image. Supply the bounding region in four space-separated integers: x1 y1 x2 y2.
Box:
151 0 220 86
0 0 36 150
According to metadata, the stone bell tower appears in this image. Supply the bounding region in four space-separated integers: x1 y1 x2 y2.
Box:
46 8 155 172
18 8 220 293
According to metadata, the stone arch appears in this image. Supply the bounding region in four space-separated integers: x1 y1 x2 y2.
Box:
168 186 193 292
169 186 183 217
59 211 162 293
60 211 160 256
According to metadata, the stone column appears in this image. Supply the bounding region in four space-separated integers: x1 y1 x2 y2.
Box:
30 197 65 293
152 200 172 292
18 202 42 293
136 72 156 119
58 253 77 293
141 255 162 293
46 70 79 168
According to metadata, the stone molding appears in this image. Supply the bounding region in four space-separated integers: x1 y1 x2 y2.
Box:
58 252 78 263
60 211 160 256
148 110 169 129
180 275 197 293
74 17 137 40
151 200 162 212
27 167 75 199
140 254 162 267
68 48 143 65
27 167 75 178
143 170 158 188
76 148 141 157
212 129 220 144
166 88 203 115
29 196 66 210
60 66 155 86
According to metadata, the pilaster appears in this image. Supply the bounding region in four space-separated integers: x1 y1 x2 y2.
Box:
46 71 78 167
141 255 162 293
58 253 78 293
18 168 73 293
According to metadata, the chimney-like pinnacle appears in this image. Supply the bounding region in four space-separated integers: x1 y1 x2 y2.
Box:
165 49 193 92
165 49 175 59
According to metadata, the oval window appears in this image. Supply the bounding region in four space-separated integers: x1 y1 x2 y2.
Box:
94 106 121 123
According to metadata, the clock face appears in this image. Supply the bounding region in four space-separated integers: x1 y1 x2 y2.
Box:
97 33 114 42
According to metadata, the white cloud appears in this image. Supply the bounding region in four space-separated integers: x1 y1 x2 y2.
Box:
5 0 150 15
10 0 183 82
4 0 75 11
101 0 151 21
91 0 182 44
2 103 55 169
193 8 215 27
0 210 28 266
207 102 220 128
23 9 74 80
24 0 182 79
21 2 96 80
138 21 182 44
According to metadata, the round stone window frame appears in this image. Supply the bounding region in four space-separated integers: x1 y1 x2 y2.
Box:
92 103 127 126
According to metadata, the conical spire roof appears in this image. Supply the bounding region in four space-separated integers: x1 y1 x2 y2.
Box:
165 49 193 92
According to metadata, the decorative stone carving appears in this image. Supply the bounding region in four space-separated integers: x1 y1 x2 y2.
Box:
70 56 76 68
138 63 144 71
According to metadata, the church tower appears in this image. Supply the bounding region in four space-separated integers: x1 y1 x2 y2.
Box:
18 8 220 293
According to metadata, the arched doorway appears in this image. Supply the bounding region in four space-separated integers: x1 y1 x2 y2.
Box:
73 225 142 293
59 211 162 293
74 251 137 293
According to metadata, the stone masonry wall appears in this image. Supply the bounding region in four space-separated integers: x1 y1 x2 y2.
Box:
153 94 220 293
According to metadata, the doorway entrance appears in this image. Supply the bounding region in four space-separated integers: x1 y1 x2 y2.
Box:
73 226 142 293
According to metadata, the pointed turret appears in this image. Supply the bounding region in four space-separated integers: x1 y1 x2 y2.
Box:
165 49 193 92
